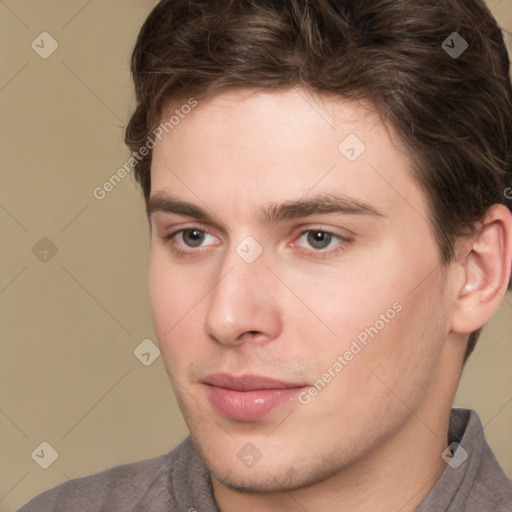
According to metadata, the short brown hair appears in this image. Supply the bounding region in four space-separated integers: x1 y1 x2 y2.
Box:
125 0 512 363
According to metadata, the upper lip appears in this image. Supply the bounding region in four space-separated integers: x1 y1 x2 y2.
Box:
203 373 307 391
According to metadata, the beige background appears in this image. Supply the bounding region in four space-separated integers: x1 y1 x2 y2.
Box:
0 1 511 510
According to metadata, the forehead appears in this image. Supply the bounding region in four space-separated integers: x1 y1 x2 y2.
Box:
149 88 427 225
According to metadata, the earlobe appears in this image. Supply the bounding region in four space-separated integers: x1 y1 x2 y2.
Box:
451 204 512 335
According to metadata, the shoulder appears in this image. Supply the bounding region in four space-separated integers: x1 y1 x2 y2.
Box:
465 439 512 512
451 409 512 511
417 409 512 512
17 437 204 512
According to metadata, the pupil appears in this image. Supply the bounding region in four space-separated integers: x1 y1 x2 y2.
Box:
184 230 204 247
308 231 331 249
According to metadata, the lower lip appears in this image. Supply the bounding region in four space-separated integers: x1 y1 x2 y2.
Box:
205 385 306 421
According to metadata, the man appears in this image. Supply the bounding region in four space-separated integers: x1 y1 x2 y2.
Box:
19 0 512 510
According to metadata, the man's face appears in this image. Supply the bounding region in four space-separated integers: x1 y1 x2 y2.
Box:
149 89 456 491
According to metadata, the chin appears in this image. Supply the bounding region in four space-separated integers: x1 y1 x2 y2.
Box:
215 473 289 495
211 464 313 494
192 431 342 495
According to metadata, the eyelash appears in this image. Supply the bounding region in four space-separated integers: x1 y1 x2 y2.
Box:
160 227 352 259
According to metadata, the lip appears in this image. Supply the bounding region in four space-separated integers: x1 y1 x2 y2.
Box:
203 373 308 421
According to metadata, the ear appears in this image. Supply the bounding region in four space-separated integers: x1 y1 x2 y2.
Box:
450 204 512 335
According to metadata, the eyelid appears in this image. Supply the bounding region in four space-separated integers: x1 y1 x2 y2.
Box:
292 225 353 243
151 212 230 238
158 220 214 236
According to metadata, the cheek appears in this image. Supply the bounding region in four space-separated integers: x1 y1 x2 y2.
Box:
148 253 194 367
294 252 448 381
345 278 448 406
149 255 172 331
149 248 203 326
283 262 398 346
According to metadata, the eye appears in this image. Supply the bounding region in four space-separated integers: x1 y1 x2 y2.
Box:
161 228 221 256
297 230 342 251
174 228 218 248
179 229 208 247
291 228 352 258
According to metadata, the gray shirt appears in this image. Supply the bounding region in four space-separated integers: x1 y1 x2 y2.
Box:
18 408 512 511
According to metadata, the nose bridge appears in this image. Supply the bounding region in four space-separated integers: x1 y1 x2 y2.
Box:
204 241 281 345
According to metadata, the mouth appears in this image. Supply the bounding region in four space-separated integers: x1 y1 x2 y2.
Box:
203 373 309 421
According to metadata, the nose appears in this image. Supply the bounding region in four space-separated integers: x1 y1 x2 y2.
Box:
204 246 282 347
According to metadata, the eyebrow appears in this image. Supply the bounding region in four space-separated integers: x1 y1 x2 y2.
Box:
262 194 385 223
147 195 219 224
147 192 385 225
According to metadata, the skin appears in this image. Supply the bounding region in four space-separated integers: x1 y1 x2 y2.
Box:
147 88 512 512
